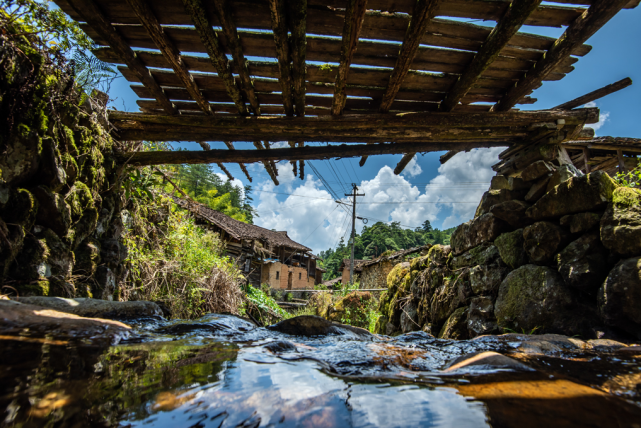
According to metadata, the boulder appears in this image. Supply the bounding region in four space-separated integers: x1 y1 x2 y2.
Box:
556 231 608 295
430 275 464 326
94 266 116 300
469 264 508 296
495 264 594 336
560 212 602 234
490 175 529 191
546 164 584 193
526 171 618 221
598 257 641 339
489 200 532 228
0 299 131 346
524 173 553 203
494 229 528 269
14 297 163 319
31 186 72 238
467 296 498 337
521 160 556 182
475 189 528 218
438 306 469 340
400 301 420 333
267 315 372 338
523 221 571 265
600 187 641 257
450 243 500 270
450 214 510 256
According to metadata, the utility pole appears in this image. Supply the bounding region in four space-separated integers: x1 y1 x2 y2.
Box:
345 183 365 285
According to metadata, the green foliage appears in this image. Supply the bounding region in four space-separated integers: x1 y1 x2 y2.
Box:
242 284 289 320
614 162 641 188
319 221 455 280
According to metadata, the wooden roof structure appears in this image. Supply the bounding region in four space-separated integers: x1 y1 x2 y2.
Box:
562 136 641 175
55 0 639 183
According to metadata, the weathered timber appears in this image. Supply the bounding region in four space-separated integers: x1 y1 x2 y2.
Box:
217 162 234 180
380 0 441 113
196 140 211 150
263 141 280 178
552 77 633 110
617 149 626 172
289 0 307 116
439 149 460 164
126 0 212 115
65 0 177 114
289 141 298 175
493 0 631 111
253 141 279 185
116 141 515 166
332 0 368 115
298 142 305 179
181 0 247 114
212 0 260 115
439 0 542 112
268 0 295 116
394 152 416 174
582 146 591 172
224 141 252 182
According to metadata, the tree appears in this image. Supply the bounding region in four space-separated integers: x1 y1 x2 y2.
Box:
422 220 433 233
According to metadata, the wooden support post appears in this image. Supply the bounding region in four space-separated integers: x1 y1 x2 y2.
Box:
196 141 211 150
212 0 260 115
253 141 280 185
552 77 633 110
181 0 247 115
126 0 212 115
494 0 631 112
617 149 627 172
439 150 459 164
268 0 295 116
288 0 307 117
66 0 177 115
440 0 542 112
380 0 441 113
582 146 591 173
394 152 416 175
263 141 279 178
289 141 298 176
332 0 368 116
298 142 305 180
224 141 252 182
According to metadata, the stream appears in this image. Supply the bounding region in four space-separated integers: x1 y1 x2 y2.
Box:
1 314 640 427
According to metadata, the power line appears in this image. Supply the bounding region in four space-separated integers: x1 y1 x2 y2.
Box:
302 205 339 244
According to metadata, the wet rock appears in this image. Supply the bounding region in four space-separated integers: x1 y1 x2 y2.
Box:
100 238 121 269
450 214 510 256
449 242 500 270
490 175 529 191
430 275 463 326
446 351 532 372
469 263 508 296
400 301 420 333
31 186 72 238
158 315 255 335
598 257 641 339
475 189 528 218
489 200 532 228
546 164 584 193
494 229 528 269
267 315 372 338
560 212 602 234
40 228 74 278
14 297 163 319
521 160 556 182
600 187 641 257
0 299 130 345
556 231 608 295
73 238 101 277
526 171 618 221
524 173 553 203
495 265 593 336
467 296 498 337
523 221 570 265
587 339 628 352
490 333 588 354
94 266 116 300
264 341 298 354
439 306 469 339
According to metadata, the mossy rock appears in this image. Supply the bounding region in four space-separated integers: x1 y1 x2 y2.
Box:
494 229 527 269
387 262 409 289
15 279 50 296
449 242 501 270
427 244 450 266
600 187 641 257
374 314 389 335
9 235 50 281
438 306 469 339
0 188 37 229
73 238 101 277
327 291 374 328
410 254 430 271
309 291 332 319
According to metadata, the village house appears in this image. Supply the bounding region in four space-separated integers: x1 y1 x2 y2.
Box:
171 196 323 290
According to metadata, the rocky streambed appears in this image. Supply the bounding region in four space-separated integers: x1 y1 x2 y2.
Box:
1 299 641 427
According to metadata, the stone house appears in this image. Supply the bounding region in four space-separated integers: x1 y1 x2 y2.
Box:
339 259 367 284
358 246 431 289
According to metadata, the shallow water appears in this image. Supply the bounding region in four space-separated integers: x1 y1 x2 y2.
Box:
1 314 640 427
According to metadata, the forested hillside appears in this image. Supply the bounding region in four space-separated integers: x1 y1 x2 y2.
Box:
319 221 455 280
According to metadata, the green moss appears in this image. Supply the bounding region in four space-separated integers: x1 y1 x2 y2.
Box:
386 263 409 289
612 187 641 208
18 280 50 296
494 229 526 269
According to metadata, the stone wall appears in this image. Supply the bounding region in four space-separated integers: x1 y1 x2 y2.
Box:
376 161 641 341
360 260 394 289
0 30 127 299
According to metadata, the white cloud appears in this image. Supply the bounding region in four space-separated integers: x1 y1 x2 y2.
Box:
583 101 610 135
270 141 290 149
401 154 423 177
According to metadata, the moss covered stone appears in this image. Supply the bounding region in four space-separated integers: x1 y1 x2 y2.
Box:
438 306 469 339
494 229 527 269
601 187 641 257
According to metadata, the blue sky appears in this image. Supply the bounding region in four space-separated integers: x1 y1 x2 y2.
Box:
104 6 641 254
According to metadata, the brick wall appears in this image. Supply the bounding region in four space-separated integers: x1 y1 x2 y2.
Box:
262 263 315 290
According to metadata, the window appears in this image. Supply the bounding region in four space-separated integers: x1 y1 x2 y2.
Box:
276 271 279 280
299 273 302 280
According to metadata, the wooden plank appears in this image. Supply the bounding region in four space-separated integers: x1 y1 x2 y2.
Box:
289 0 308 116
393 152 416 174
267 0 294 116
224 141 253 182
217 162 234 180
439 149 460 164
263 141 280 180
582 146 591 172
332 0 369 115
212 0 260 115
494 0 631 111
380 0 441 113
117 141 516 166
181 0 247 114
440 0 543 112
125 0 212 114
617 148 627 172
253 141 280 185
64 0 177 114
552 77 633 110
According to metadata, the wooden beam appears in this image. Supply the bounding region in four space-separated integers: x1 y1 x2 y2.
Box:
439 149 460 164
288 141 298 176
126 0 212 115
394 152 416 175
224 141 253 182
379 0 441 113
494 0 631 112
552 77 633 110
217 162 235 180
267 0 295 116
288 0 307 117
331 0 368 116
617 149 627 172
253 141 279 185
582 146 591 172
66 0 177 114
118 141 515 167
440 0 543 112
212 0 260 115
263 141 279 179
298 142 305 179
181 0 247 115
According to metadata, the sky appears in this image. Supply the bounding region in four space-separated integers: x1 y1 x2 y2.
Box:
103 6 641 255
